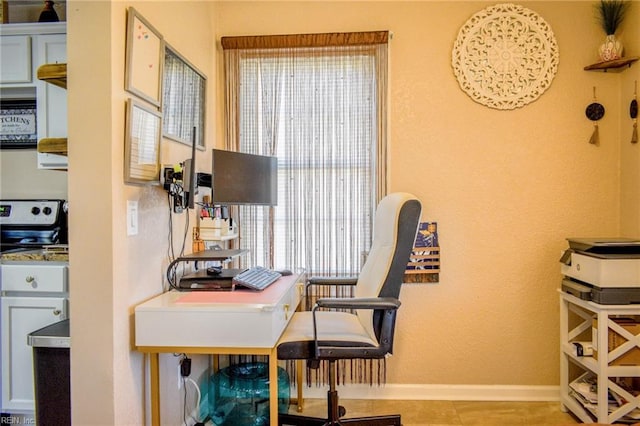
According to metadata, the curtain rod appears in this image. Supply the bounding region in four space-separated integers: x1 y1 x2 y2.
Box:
221 30 389 50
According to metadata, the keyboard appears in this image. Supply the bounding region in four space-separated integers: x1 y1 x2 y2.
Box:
232 267 282 291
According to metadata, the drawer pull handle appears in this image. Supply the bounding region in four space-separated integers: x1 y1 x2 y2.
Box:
53 309 61 316
284 304 290 320
25 276 35 283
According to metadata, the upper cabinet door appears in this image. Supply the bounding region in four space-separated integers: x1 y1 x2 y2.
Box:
0 35 32 84
36 34 67 138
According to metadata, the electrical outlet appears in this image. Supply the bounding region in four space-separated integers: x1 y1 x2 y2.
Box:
163 167 175 191
173 190 184 214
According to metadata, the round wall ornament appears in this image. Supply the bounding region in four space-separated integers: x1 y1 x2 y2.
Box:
452 3 559 110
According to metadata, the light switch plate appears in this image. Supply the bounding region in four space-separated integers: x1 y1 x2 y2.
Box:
127 200 138 236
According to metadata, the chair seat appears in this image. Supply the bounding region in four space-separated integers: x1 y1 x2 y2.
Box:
277 311 377 360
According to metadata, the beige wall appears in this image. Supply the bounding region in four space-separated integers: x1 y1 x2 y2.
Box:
28 0 639 424
0 151 67 199
620 3 640 235
214 1 634 388
67 1 217 424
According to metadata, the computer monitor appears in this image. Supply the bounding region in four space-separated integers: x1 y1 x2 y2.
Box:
211 149 277 206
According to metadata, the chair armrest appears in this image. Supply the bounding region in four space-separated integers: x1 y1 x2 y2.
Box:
311 297 401 360
307 276 358 286
305 277 358 296
314 297 400 311
304 277 358 310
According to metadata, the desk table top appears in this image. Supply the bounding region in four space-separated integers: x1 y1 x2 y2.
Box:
137 274 299 312
135 272 303 348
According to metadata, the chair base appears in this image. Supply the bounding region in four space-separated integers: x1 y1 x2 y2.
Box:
279 388 401 426
278 412 401 426
280 361 402 425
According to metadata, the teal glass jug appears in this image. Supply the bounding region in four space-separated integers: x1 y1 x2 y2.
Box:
208 362 290 425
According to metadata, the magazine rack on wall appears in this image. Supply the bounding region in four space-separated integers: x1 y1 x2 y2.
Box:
404 222 440 283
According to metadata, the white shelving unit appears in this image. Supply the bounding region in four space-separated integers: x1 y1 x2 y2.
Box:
560 291 640 423
0 22 67 169
201 232 238 250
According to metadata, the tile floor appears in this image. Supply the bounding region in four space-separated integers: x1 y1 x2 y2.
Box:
287 399 582 425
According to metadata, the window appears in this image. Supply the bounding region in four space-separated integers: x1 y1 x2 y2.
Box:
223 32 389 276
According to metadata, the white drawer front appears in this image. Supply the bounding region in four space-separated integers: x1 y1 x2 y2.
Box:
268 279 304 343
280 279 303 326
1 264 68 292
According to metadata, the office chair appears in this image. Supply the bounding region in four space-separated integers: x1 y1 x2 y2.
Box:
277 192 422 426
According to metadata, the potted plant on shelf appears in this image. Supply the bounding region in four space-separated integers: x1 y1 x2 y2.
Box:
596 0 630 61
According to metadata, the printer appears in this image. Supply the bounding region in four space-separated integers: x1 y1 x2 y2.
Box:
561 238 640 304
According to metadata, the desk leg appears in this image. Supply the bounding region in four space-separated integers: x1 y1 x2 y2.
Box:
296 360 304 412
150 353 160 426
269 348 278 426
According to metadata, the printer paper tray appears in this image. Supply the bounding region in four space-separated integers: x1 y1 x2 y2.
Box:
562 278 640 305
591 286 640 305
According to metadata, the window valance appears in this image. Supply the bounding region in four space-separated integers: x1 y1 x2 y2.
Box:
221 30 389 50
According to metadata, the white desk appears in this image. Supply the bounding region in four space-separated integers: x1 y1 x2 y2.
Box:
135 272 304 426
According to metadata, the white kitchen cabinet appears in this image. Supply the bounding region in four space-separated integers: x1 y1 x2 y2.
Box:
0 261 68 416
0 35 32 84
0 23 67 169
1 296 66 413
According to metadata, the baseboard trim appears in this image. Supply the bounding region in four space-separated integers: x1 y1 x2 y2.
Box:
297 384 560 402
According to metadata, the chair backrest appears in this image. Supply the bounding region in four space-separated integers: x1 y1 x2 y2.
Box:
354 192 422 343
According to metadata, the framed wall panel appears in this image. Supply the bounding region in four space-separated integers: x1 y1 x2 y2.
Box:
124 98 162 185
162 43 206 149
125 7 163 107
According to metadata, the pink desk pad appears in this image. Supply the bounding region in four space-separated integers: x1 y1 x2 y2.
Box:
175 274 296 304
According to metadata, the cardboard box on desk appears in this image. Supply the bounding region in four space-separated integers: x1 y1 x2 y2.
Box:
593 317 640 366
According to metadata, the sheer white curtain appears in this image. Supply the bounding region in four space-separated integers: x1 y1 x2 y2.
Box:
223 32 388 277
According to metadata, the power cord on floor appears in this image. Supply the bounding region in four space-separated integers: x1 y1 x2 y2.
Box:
179 355 203 426
185 377 202 426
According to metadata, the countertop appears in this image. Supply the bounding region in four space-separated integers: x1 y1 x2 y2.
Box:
28 319 70 348
1 249 69 262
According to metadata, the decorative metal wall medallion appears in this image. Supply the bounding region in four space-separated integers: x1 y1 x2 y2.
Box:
452 3 559 110
585 87 605 145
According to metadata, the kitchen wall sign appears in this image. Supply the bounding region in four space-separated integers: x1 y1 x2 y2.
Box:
0 100 37 149
452 3 559 110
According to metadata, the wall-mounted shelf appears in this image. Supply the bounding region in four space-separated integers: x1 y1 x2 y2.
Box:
37 63 67 157
37 63 66 88
584 56 639 72
37 137 67 155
